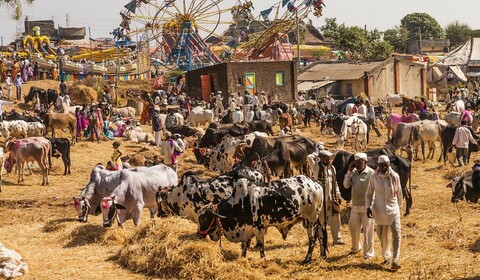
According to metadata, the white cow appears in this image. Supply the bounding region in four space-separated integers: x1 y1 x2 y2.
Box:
337 115 362 148
345 103 355 116
112 106 136 118
351 118 368 152
123 128 154 143
186 108 214 127
385 93 406 113
27 122 46 137
100 164 178 227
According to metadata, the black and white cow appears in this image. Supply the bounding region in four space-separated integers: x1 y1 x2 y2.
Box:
447 169 480 203
196 175 328 263
156 166 264 223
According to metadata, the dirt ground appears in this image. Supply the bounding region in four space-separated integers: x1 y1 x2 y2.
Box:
0 80 479 279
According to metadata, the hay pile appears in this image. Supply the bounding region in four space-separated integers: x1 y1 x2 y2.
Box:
115 217 256 279
69 85 98 104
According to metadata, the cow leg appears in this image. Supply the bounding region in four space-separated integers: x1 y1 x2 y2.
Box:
303 225 317 264
254 229 266 258
132 203 144 227
241 239 251 258
18 161 24 183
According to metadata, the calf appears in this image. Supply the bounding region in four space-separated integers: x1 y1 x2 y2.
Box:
38 112 76 144
48 138 71 175
197 175 327 263
0 120 28 139
447 170 480 203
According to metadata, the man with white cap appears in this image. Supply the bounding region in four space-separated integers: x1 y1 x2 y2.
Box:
279 126 291 137
317 150 345 245
258 91 267 109
366 155 402 270
5 73 12 100
232 107 244 124
160 131 184 172
344 152 375 259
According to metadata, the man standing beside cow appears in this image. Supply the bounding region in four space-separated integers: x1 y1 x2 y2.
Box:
343 152 375 259
317 150 345 246
160 131 184 172
453 120 478 166
152 107 162 147
366 155 402 270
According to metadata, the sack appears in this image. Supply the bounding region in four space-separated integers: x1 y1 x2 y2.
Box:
332 200 341 214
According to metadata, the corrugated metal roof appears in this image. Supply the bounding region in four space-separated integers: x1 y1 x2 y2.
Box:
298 61 385 81
298 80 334 91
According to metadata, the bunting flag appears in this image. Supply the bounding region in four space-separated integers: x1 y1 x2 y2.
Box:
282 0 289 7
260 7 273 21
124 1 137 14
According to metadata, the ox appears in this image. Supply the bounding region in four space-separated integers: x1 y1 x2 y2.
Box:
0 120 28 139
3 111 42 123
4 137 51 186
386 113 420 142
447 170 480 203
168 125 204 138
123 128 154 143
185 107 214 127
156 166 264 222
24 87 58 110
99 164 178 227
255 137 316 179
112 106 136 118
384 93 406 113
38 112 76 144
196 175 327 263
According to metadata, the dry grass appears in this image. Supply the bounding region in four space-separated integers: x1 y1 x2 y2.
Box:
0 84 479 279
69 85 98 105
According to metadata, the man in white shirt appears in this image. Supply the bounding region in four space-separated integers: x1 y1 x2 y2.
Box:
452 120 478 166
5 73 12 100
160 131 184 172
232 107 244 123
258 91 267 109
344 153 375 259
357 100 367 118
366 155 402 270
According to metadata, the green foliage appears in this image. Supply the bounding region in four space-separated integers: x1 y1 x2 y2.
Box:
320 18 393 61
0 0 34 20
400 12 445 39
471 29 480 38
383 26 409 52
445 21 472 48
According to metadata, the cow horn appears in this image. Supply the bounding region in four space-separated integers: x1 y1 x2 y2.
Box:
212 212 226 219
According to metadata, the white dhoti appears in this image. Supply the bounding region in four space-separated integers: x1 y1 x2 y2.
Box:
348 206 374 258
376 215 401 263
154 131 162 147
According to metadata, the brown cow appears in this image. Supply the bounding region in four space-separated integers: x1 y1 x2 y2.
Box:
38 112 76 144
279 113 293 130
5 137 51 186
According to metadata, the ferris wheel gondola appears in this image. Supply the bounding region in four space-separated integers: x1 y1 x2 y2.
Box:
118 0 255 71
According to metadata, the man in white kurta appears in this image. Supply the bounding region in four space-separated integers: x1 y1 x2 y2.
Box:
366 155 403 270
232 107 244 124
258 92 267 109
344 153 374 259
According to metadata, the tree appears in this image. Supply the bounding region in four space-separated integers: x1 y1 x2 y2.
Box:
320 19 393 60
383 26 409 52
471 29 480 38
400 12 445 39
0 0 34 20
445 21 472 48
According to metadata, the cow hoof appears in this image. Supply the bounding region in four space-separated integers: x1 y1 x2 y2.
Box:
301 258 312 265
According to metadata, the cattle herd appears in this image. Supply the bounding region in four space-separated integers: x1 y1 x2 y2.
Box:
1 87 478 265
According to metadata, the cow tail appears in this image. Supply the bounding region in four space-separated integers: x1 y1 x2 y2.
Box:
322 185 328 254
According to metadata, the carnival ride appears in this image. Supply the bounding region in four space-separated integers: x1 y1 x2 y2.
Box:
118 0 255 71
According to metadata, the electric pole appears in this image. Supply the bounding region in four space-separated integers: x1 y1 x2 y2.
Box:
296 10 300 69
419 27 422 55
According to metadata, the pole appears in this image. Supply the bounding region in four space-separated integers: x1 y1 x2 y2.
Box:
1 37 3 47
89 27 93 76
296 10 300 69
419 27 422 55
116 43 120 106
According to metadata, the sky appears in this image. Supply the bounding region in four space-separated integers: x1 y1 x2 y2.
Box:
0 0 480 44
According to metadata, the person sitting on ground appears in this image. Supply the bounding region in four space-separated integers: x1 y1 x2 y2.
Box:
279 126 291 137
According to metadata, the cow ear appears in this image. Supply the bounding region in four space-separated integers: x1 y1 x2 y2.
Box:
115 204 126 210
446 182 452 189
72 197 77 201
94 205 102 215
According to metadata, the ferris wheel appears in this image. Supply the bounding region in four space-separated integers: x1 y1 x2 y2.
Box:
118 0 255 71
